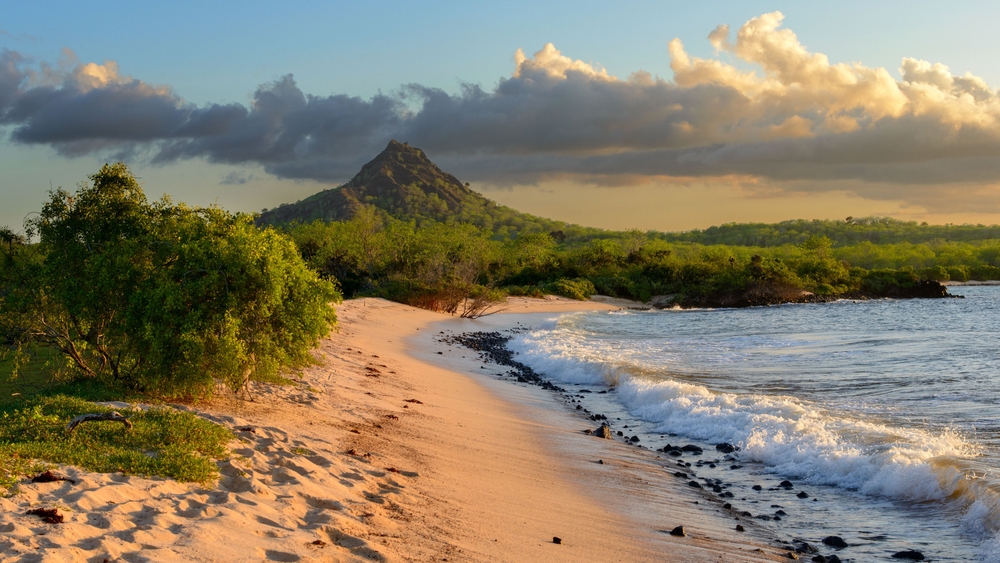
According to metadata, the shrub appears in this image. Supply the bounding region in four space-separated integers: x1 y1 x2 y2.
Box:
2 164 340 396
543 278 596 300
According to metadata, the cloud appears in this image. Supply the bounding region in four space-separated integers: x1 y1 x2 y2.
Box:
4 13 1000 213
220 170 254 185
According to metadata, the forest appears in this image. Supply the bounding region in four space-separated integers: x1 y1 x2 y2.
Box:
283 207 1000 311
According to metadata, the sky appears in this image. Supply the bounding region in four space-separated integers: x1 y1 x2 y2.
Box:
4 1 1000 232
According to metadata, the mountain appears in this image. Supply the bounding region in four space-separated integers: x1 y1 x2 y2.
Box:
258 140 578 237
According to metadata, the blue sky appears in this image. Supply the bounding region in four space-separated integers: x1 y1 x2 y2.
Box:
4 1 1000 231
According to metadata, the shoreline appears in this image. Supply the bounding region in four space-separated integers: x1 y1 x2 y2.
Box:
1 297 788 562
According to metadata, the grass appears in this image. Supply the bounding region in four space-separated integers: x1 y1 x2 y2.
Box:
0 395 233 490
0 348 234 491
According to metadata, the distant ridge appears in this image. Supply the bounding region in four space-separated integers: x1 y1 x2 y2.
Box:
258 140 569 235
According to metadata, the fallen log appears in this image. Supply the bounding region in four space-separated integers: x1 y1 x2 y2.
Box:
65 411 133 432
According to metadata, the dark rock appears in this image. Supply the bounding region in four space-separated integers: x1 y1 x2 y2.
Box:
786 553 799 560
617 431 624 437
598 459 604 464
688 481 703 489
669 526 686 537
735 524 745 532
681 444 703 454
826 556 842 563
822 536 848 549
779 480 794 488
793 541 818 554
752 485 763 491
797 491 809 499
723 503 732 509
552 537 562 545
776 510 787 516
716 443 737 453
892 551 925 561
674 472 688 479
811 557 827 563
592 423 613 439
629 435 640 443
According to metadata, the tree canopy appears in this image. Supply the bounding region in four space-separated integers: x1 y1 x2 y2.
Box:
1 163 340 396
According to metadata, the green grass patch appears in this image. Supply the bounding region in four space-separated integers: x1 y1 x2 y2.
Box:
0 395 232 490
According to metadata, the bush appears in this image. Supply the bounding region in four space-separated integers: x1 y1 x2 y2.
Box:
543 278 596 300
2 164 340 396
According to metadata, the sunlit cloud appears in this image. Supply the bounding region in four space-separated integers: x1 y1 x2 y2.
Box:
3 12 1000 213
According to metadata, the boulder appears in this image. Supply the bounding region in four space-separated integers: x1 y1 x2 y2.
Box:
592 423 613 439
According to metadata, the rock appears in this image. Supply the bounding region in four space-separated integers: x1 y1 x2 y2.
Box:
687 480 703 489
598 460 604 464
752 485 763 491
681 444 703 454
892 551 925 561
552 537 562 544
674 472 688 478
797 491 809 499
826 556 842 563
787 553 799 560
811 556 827 563
716 443 737 453
669 526 686 537
629 435 640 443
735 524 745 532
793 541 818 554
616 431 624 437
780 480 794 488
592 423 613 439
822 536 848 549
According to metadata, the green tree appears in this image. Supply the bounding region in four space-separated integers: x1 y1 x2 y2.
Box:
2 163 340 395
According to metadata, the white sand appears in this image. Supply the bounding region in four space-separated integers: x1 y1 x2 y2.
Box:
1 297 792 562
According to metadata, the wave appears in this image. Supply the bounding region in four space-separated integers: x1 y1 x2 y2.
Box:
509 322 972 504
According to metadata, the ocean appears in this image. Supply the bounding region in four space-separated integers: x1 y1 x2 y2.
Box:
507 286 1000 561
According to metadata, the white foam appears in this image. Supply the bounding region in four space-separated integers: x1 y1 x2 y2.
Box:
510 322 970 503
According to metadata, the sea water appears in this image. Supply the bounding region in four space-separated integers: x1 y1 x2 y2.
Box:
508 286 1000 561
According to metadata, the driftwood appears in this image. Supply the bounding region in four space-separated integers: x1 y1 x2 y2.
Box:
65 411 133 432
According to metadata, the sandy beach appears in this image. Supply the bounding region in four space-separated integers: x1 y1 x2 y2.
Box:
0 297 791 562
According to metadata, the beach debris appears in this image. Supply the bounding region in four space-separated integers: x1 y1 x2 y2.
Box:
892 551 925 561
236 426 256 433
552 537 562 544
26 507 64 524
404 399 423 404
30 470 76 484
311 540 327 547
822 536 848 549
386 467 401 473
66 411 133 432
383 414 399 420
669 526 686 537
592 423 613 439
